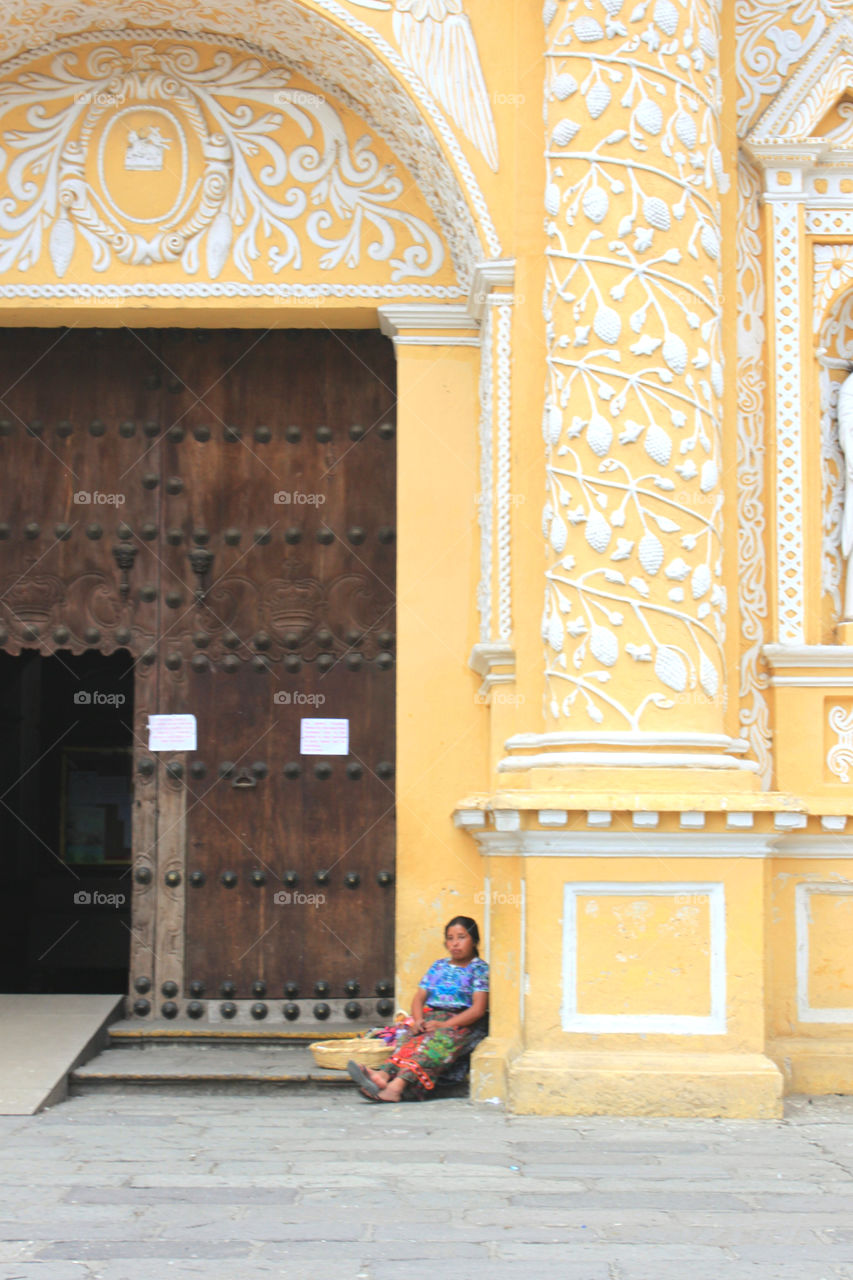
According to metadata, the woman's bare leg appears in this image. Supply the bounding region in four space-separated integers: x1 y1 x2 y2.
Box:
375 1076 406 1102
363 1065 391 1087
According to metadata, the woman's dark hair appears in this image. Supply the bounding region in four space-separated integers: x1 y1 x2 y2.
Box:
444 916 480 956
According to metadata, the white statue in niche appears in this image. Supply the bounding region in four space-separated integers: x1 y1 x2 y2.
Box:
837 369 853 619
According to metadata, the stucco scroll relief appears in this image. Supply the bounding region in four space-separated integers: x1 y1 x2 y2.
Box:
0 39 448 285
542 0 727 733
827 704 853 783
346 0 498 171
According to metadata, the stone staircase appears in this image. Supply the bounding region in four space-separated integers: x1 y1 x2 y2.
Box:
69 1020 372 1096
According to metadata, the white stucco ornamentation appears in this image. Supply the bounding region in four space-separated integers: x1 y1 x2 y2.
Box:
827 703 853 782
496 300 512 642
736 1 837 137
348 0 498 171
542 0 727 734
736 156 771 788
0 38 448 287
0 2 502 286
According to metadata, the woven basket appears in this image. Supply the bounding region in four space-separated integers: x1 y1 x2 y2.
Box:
310 1037 392 1071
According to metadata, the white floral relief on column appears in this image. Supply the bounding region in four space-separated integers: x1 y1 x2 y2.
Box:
736 156 771 787
542 0 726 731
827 704 853 782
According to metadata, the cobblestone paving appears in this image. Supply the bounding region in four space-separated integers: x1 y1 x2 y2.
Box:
2 1092 853 1279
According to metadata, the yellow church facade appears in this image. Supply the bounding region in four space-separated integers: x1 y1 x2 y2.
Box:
0 0 852 1117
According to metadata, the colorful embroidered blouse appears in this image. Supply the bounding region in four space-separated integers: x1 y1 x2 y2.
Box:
418 957 490 1010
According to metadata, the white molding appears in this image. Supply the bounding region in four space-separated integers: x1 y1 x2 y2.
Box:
561 881 727 1035
391 335 480 346
493 810 520 833
587 811 612 827
468 258 516 321
774 812 808 831
778 835 853 856
377 303 479 343
500 730 756 772
680 811 707 828
538 810 568 826
726 812 755 829
796 881 853 1024
632 812 659 828
0 282 465 301
763 644 853 669
504 731 750 750
498 751 759 773
772 676 853 687
453 809 485 829
468 641 516 699
821 816 848 832
468 831 778 859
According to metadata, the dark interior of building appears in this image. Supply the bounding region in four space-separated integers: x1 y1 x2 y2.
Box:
0 649 133 993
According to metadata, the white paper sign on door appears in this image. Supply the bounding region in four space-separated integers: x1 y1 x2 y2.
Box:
148 714 198 752
300 718 349 755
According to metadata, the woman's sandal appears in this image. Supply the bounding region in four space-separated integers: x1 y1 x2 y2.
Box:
347 1060 380 1097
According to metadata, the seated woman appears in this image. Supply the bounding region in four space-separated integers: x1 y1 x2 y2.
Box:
347 916 489 1102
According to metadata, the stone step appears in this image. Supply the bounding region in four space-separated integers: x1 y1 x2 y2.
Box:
69 1042 358 1095
106 1017 377 1046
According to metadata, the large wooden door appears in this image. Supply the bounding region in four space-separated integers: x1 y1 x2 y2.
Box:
0 327 397 1018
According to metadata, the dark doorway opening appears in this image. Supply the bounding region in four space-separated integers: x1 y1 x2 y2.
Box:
0 649 134 993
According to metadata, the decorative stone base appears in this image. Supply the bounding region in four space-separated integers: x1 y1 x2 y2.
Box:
502 1050 784 1118
768 1038 853 1095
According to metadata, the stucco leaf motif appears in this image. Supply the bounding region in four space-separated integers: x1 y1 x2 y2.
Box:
348 0 498 170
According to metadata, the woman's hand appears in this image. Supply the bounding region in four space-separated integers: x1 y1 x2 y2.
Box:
422 1019 442 1033
410 1015 427 1034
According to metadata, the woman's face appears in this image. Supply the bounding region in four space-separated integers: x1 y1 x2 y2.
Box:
445 924 475 963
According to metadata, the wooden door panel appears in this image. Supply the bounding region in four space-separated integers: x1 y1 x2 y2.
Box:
153 330 396 1003
0 328 164 654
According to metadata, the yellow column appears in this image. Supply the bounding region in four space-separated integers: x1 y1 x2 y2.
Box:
378 305 489 1001
500 0 755 789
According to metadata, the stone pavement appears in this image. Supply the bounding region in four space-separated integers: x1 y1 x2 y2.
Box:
2 1090 853 1280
